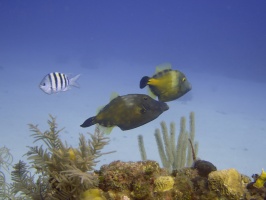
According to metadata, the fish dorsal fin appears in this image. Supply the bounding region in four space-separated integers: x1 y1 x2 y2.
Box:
155 63 172 73
96 106 104 114
96 92 119 114
110 92 119 101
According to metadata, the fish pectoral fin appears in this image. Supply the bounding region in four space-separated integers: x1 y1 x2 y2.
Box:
80 117 96 128
99 125 114 135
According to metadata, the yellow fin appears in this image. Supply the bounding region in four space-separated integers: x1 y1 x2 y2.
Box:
147 87 157 99
110 92 119 101
155 63 172 73
95 92 119 134
99 125 114 135
96 105 104 114
96 92 119 114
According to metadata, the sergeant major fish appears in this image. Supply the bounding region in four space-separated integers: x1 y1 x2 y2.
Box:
39 72 80 94
80 94 169 132
140 64 192 102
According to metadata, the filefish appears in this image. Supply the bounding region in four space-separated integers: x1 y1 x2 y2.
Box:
80 94 169 132
140 65 192 102
39 72 80 94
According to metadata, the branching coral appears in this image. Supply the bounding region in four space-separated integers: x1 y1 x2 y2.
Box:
0 146 14 200
11 160 48 199
9 115 114 199
0 147 13 172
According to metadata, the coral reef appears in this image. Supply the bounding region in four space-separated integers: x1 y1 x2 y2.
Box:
1 114 266 199
97 160 265 200
98 160 167 199
138 112 198 172
208 168 245 199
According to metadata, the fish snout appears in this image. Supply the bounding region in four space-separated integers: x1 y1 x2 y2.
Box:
160 102 169 111
188 82 192 90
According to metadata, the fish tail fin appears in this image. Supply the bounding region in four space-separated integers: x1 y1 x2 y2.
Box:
80 116 96 128
69 74 81 87
140 76 150 89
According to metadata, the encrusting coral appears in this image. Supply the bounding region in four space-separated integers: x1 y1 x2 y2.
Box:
153 176 174 192
97 160 179 200
208 168 245 199
79 188 106 200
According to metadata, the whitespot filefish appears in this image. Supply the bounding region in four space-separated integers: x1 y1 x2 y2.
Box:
80 94 169 133
39 72 80 94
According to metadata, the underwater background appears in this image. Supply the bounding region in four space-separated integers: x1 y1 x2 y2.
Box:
0 0 265 185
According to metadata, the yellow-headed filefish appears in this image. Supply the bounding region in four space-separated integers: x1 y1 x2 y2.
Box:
140 64 192 102
80 94 169 132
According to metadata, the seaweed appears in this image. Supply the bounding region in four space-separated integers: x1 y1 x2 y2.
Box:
8 115 114 199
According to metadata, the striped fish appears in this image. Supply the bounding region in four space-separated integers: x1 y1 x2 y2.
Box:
39 72 80 94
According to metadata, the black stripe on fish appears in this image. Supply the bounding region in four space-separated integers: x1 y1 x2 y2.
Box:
48 73 54 91
54 73 60 91
64 73 69 88
58 73 64 90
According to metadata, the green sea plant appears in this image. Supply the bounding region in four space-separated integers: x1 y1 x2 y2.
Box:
11 160 48 199
0 146 13 172
0 146 14 200
138 112 198 172
8 115 114 200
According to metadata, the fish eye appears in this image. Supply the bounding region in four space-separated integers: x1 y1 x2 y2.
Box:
140 107 146 114
42 83 46 86
182 77 186 82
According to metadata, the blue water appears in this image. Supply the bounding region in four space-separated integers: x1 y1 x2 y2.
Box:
0 0 266 181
